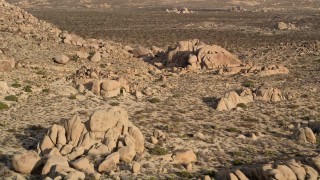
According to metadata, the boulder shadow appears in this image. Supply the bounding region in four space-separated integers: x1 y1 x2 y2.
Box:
14 125 48 150
202 96 220 109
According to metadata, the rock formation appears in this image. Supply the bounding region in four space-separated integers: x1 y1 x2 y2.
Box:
12 107 145 179
216 86 287 111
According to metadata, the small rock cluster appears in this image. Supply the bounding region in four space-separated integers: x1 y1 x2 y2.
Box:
12 107 145 179
219 157 320 180
277 22 298 30
218 63 289 76
291 125 317 144
70 66 130 98
166 7 194 14
216 86 286 111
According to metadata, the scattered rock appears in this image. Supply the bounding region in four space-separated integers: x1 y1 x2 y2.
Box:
53 54 69 64
132 162 141 174
90 52 101 62
172 149 197 165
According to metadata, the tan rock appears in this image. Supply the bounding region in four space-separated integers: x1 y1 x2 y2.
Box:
0 55 15 72
60 144 73 156
90 80 102 96
276 165 296 180
129 126 145 153
216 91 253 111
64 115 87 147
90 52 101 62
42 157 69 175
12 151 42 174
67 146 85 160
132 162 141 174
199 45 242 70
71 157 95 175
150 136 158 144
303 165 318 180
101 80 120 97
304 127 316 144
89 107 128 132
234 170 249 180
254 86 285 102
46 148 62 158
98 152 120 173
172 149 197 165
118 146 136 163
132 47 152 58
312 155 320 171
53 54 69 64
286 159 306 180
229 173 239 180
291 127 307 144
40 135 55 154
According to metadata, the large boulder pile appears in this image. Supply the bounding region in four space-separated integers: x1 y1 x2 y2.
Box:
216 86 286 111
166 39 242 70
217 157 320 180
12 107 145 179
164 40 289 76
0 0 61 42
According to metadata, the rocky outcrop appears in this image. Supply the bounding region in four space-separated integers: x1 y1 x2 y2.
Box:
13 107 144 179
166 39 242 71
216 158 319 180
254 86 286 102
291 125 317 144
277 22 298 30
217 86 286 111
216 89 254 111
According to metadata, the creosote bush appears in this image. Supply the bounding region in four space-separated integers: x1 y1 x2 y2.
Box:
0 102 9 110
5 95 18 102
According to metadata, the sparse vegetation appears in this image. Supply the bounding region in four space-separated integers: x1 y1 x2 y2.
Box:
11 82 21 88
226 127 239 133
23 85 32 92
71 55 79 62
42 88 50 93
149 146 169 155
36 70 46 75
148 97 161 103
109 102 120 106
5 95 18 102
178 171 193 178
69 95 77 100
237 103 247 109
242 80 255 88
0 102 9 110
